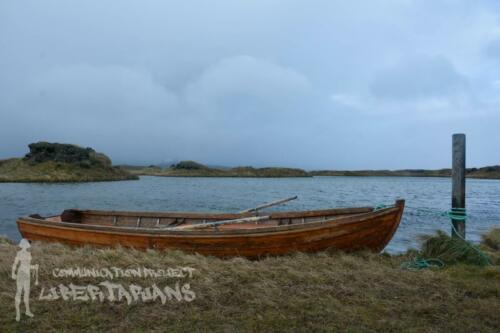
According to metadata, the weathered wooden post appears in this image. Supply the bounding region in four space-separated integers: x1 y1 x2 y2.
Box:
451 133 466 239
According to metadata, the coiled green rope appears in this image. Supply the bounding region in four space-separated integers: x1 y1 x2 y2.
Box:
400 258 444 271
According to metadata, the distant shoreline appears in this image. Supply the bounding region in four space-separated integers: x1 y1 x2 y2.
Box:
123 162 500 180
1 144 499 182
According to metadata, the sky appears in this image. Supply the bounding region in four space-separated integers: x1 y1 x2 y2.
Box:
1 0 499 169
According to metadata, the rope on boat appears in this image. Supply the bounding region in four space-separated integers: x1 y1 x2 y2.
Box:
373 203 397 211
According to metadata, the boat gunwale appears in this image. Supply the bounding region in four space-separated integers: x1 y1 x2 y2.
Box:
74 206 375 219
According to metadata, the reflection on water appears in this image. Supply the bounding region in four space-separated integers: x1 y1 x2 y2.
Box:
1 176 499 253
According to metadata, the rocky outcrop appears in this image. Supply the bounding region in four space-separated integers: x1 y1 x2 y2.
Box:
0 142 137 183
23 142 111 167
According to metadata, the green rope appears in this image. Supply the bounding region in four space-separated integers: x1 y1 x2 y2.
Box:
400 206 492 270
441 207 467 221
442 208 491 264
373 203 398 211
400 258 444 271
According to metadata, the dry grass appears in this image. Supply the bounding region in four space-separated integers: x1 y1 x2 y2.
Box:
416 230 495 266
0 229 499 332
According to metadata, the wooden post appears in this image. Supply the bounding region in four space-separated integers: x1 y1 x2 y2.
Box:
451 133 466 239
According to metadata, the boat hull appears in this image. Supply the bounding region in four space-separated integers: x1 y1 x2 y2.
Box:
17 200 405 258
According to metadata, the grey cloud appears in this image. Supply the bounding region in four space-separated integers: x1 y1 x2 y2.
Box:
185 56 312 117
29 65 180 118
369 56 468 100
1 1 500 168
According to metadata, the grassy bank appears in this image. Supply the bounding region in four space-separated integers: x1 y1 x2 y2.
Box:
0 229 498 332
0 158 138 183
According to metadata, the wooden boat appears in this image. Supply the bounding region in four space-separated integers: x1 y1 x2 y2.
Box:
17 199 405 258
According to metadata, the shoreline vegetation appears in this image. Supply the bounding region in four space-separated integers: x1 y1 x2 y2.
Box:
0 229 498 332
123 160 310 178
123 160 500 180
0 142 137 183
0 142 499 183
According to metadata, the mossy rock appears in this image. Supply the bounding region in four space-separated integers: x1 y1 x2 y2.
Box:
24 142 102 165
0 142 137 182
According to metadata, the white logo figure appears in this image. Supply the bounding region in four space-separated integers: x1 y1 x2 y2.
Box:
11 238 38 322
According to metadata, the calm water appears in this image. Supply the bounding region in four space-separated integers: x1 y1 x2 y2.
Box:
0 176 499 253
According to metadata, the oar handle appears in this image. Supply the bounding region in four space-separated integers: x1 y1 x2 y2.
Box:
239 196 298 213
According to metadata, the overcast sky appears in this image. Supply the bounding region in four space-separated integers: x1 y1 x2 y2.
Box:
1 0 499 169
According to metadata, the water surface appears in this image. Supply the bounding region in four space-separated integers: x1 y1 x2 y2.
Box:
1 176 498 253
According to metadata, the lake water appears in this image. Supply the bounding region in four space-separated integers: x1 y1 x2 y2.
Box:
0 176 499 253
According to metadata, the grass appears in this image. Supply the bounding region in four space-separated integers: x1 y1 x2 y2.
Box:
414 230 497 266
0 158 138 183
0 229 498 332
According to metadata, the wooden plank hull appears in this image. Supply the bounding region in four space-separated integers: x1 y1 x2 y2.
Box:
17 200 405 258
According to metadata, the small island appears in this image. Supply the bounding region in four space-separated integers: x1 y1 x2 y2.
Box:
123 160 311 178
0 142 138 183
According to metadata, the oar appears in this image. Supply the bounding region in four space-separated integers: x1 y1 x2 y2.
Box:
239 196 298 213
169 215 270 230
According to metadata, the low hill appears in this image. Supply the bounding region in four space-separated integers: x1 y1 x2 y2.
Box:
467 166 500 179
0 142 138 183
310 166 500 179
124 161 310 178
124 161 500 179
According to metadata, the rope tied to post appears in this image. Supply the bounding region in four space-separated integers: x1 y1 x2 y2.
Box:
441 207 467 221
400 206 492 270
